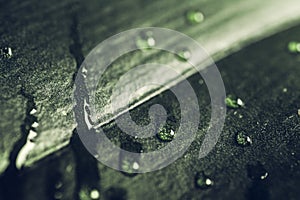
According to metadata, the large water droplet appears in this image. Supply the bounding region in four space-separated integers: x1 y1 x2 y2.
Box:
195 172 214 189
236 131 252 146
157 125 175 142
225 95 244 108
186 10 204 24
287 41 300 53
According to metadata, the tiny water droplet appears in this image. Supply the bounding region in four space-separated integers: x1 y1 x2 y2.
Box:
225 95 244 108
157 125 175 141
90 189 100 199
236 131 252 146
247 162 268 181
282 88 288 92
195 172 213 189
121 159 140 174
287 41 300 53
176 48 191 61
1 47 13 58
297 109 300 116
237 98 245 107
55 181 63 189
132 161 139 170
31 121 39 128
260 172 268 180
136 32 155 50
66 164 73 173
186 10 205 24
28 130 38 141
29 108 37 115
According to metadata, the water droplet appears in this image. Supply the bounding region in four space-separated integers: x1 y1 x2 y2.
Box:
29 108 37 115
186 10 204 24
176 48 191 61
225 95 244 108
31 122 39 128
121 159 140 174
282 88 288 92
90 189 100 199
247 162 268 181
136 32 155 50
237 98 245 106
28 130 38 141
287 41 300 53
298 109 300 116
66 164 73 173
260 172 268 180
132 161 139 170
55 181 63 189
1 47 13 58
236 131 252 146
195 172 213 189
157 125 175 141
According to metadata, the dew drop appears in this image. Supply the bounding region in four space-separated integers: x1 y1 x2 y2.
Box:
136 32 155 50
55 181 63 189
29 108 37 115
31 121 39 128
28 130 38 141
236 131 252 146
157 125 175 142
237 98 245 107
225 95 244 108
121 159 140 174
287 41 300 53
66 164 73 173
247 162 268 181
132 161 140 170
176 48 191 61
195 172 213 189
298 109 300 116
90 189 100 199
186 10 204 24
